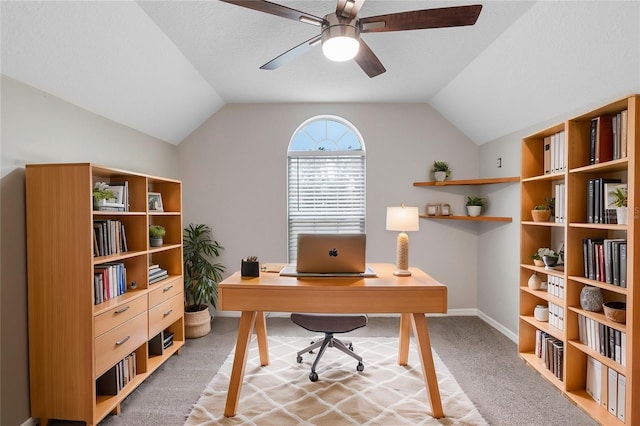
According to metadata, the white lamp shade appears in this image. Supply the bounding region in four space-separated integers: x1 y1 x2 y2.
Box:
322 36 360 62
386 206 419 232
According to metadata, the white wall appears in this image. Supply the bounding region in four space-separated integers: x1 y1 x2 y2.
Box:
0 76 179 426
178 102 490 315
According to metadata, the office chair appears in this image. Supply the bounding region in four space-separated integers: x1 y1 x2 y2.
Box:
291 313 367 382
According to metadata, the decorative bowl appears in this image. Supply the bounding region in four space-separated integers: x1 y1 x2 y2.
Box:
542 255 558 267
603 301 626 323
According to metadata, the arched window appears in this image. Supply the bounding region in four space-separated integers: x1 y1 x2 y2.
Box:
287 116 366 262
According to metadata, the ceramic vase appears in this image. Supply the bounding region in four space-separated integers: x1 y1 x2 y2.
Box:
527 272 542 290
616 207 628 225
467 206 482 217
534 304 549 322
543 255 558 268
580 285 603 312
433 171 447 182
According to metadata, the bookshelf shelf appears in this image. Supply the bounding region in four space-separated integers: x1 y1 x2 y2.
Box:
414 176 519 222
419 214 512 222
26 163 185 425
519 95 638 425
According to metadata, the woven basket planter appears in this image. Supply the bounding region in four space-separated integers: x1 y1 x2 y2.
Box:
531 209 551 222
185 307 212 338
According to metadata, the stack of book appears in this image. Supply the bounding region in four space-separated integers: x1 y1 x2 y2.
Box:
96 352 136 396
578 314 626 366
535 330 563 380
94 262 126 305
588 112 628 166
543 130 566 175
586 356 626 422
586 179 625 224
582 238 627 286
93 219 128 256
149 264 168 284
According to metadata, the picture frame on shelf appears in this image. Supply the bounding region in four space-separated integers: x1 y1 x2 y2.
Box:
425 203 439 216
148 192 164 212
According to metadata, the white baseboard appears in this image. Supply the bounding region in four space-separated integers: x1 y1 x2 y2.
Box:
21 417 37 426
216 309 518 343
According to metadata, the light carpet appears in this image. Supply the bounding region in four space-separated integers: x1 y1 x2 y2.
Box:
185 336 488 425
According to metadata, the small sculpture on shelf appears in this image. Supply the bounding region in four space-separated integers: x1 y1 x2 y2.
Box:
431 161 451 182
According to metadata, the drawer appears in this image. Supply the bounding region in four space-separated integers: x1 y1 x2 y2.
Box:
149 277 182 308
149 293 183 337
95 296 147 337
95 312 147 378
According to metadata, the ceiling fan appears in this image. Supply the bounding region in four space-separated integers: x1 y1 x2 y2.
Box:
220 0 482 78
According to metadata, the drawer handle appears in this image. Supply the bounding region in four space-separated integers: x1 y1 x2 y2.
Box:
116 336 130 346
114 306 130 314
163 309 173 317
163 285 173 293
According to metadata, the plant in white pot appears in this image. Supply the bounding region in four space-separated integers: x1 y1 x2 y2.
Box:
608 186 628 225
431 161 451 182
183 223 225 338
465 196 485 217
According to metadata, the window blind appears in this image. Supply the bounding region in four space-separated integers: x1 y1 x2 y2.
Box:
288 153 366 261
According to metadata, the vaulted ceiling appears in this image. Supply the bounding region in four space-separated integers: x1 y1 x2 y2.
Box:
2 1 639 145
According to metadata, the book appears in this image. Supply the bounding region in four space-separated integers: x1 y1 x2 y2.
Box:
586 356 602 404
619 242 627 288
618 374 626 421
608 368 617 416
591 116 613 164
594 178 621 224
586 179 595 223
543 136 551 174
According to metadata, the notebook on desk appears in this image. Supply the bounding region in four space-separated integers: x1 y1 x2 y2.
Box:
280 233 377 277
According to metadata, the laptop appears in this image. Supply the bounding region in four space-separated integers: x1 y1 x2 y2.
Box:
280 233 376 277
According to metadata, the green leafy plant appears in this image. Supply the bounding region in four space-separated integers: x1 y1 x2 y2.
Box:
465 196 486 207
93 182 115 201
533 205 550 210
537 247 558 259
183 223 225 311
431 161 451 177
148 225 166 238
608 187 628 207
531 252 543 260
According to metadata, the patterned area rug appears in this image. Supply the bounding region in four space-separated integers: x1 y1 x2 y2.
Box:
185 336 487 425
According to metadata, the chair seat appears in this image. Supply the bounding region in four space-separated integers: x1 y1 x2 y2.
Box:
290 313 367 334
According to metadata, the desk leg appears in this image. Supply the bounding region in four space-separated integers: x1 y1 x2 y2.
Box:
411 313 444 419
255 311 269 366
224 311 257 417
398 313 411 365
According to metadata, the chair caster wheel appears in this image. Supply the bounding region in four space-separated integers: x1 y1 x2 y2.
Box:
356 362 364 372
309 372 319 382
296 355 303 363
348 343 354 351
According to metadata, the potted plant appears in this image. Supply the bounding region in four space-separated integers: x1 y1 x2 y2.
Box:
608 186 628 225
93 182 115 210
149 225 166 247
465 196 485 217
183 223 225 338
431 161 451 182
531 204 551 222
530 252 545 267
537 247 559 268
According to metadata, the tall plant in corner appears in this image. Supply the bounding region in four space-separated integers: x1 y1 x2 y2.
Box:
183 223 225 313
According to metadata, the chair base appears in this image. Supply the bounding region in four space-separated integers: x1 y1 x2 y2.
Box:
296 333 364 382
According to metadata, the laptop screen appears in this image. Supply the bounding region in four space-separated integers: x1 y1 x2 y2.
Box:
295 233 366 273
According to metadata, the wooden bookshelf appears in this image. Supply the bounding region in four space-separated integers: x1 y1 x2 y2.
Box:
414 176 519 222
26 163 184 425
519 95 638 425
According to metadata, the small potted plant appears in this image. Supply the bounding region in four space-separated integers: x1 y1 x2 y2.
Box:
531 204 551 222
608 186 628 225
530 252 545 267
465 196 485 217
431 161 451 182
537 247 559 268
149 225 166 247
241 256 260 277
93 182 115 210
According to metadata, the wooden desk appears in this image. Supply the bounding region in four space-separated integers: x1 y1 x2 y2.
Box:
218 263 448 418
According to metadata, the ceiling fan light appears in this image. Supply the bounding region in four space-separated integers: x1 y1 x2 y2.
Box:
322 36 360 62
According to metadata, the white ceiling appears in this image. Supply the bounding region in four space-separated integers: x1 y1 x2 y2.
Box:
2 1 639 145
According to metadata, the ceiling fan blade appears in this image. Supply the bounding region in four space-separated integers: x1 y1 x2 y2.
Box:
220 0 325 26
336 0 366 19
260 34 322 70
354 39 386 78
360 4 482 33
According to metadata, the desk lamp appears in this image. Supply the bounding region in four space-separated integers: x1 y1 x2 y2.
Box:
386 204 419 276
